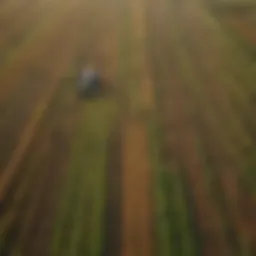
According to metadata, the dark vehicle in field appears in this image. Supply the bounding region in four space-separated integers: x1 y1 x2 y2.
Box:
77 66 102 97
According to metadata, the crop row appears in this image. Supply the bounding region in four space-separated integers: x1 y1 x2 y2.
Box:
0 5 82 254
51 1 119 255
147 0 256 254
173 0 255 253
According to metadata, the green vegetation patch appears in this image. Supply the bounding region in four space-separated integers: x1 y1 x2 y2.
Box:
51 97 116 256
147 116 197 256
244 150 256 195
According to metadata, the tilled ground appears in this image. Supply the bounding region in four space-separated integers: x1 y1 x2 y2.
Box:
0 0 255 255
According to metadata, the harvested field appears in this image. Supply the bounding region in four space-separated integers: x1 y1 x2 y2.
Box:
0 0 255 255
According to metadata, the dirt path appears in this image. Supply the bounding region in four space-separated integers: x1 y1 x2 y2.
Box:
122 120 153 256
121 0 153 255
131 0 154 112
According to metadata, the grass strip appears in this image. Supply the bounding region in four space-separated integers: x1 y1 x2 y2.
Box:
51 97 116 256
147 115 197 256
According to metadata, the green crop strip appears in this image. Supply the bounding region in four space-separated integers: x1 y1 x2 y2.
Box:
51 97 116 256
166 0 254 253
147 115 197 256
209 7 256 197
144 0 200 254
51 2 119 254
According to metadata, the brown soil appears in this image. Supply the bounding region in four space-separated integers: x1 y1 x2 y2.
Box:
131 0 155 112
0 3 80 191
0 0 44 53
224 12 256 46
0 1 76 103
120 1 154 255
121 120 153 256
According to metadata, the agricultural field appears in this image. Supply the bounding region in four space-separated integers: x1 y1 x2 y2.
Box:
0 0 255 255
210 0 256 54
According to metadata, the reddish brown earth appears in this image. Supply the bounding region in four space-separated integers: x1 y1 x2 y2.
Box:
224 12 256 46
120 1 154 255
121 120 153 256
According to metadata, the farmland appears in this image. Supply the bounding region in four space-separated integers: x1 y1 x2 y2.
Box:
0 0 255 255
